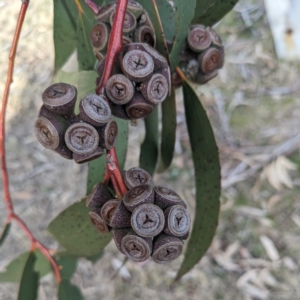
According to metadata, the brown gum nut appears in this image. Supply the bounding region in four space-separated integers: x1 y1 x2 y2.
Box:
90 22 110 51
96 2 116 22
125 92 155 119
98 119 118 150
65 122 99 154
123 184 154 212
79 94 111 127
185 59 199 81
131 203 164 237
96 58 121 78
122 36 132 47
94 50 105 62
121 230 152 262
154 186 187 210
187 25 212 53
134 26 155 48
127 0 144 18
110 103 131 120
198 47 222 74
196 69 218 85
86 182 112 208
113 228 132 254
120 48 154 82
207 27 223 48
110 200 132 228
35 107 72 160
110 10 137 34
181 231 190 240
73 146 103 164
142 43 168 71
89 210 111 233
105 74 134 105
160 67 172 96
141 73 169 105
163 205 191 237
101 199 120 225
42 83 77 117
152 233 184 264
124 167 153 189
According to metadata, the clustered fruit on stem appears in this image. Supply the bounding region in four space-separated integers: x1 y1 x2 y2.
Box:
87 167 191 264
34 83 118 164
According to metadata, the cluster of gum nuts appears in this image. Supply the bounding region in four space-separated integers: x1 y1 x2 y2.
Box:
34 83 118 164
87 167 191 264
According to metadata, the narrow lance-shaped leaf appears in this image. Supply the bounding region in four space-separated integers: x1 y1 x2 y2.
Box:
175 79 221 281
192 0 239 26
17 252 39 300
169 0 197 70
139 107 159 176
0 222 11 247
157 87 176 173
58 279 83 300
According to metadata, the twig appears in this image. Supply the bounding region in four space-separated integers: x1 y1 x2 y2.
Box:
0 0 61 283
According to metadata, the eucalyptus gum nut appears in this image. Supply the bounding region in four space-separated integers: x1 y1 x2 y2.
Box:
96 2 116 22
110 200 132 228
101 199 120 225
131 203 164 237
198 47 222 74
90 22 110 51
110 103 131 120
98 119 118 150
121 230 152 262
160 67 172 96
181 231 190 240
154 186 187 210
207 27 223 48
163 205 191 237
113 228 132 254
65 122 99 154
120 48 154 82
196 69 218 85
141 74 169 105
110 10 137 34
134 26 155 47
127 0 144 18
73 146 104 164
124 167 153 189
79 94 111 127
89 210 111 233
187 25 212 53
142 43 168 71
152 233 183 264
35 109 72 160
123 184 154 212
86 182 112 208
42 83 77 117
94 50 105 62
105 74 134 105
125 92 155 119
96 58 120 78
185 59 199 81
122 36 132 47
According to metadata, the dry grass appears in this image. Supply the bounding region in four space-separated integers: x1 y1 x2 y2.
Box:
1 0 300 299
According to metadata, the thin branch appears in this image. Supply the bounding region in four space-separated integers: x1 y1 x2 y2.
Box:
0 0 61 283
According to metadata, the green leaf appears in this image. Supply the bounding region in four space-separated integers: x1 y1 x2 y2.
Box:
192 0 239 26
139 107 159 176
169 0 197 70
175 80 220 281
48 198 112 257
157 88 176 172
87 116 129 194
53 0 78 71
58 279 83 300
17 252 39 300
137 0 176 48
0 250 51 283
0 222 11 246
55 255 78 279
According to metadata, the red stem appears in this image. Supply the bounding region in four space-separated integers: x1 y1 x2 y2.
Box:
0 0 61 283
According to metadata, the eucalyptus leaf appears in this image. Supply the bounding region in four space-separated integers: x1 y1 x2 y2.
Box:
0 222 11 247
58 279 83 300
17 252 39 300
157 88 176 173
192 0 239 26
48 198 112 257
139 107 159 176
175 80 220 281
169 0 197 70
